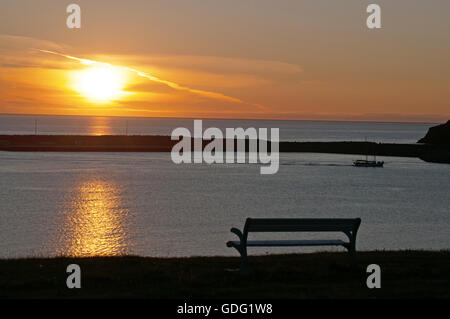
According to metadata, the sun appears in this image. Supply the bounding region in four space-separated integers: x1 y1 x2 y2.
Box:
72 65 127 102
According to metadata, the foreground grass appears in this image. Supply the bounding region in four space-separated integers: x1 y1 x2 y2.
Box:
1 251 449 299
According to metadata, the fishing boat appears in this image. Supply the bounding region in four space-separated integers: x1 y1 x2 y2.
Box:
353 139 384 167
353 159 384 167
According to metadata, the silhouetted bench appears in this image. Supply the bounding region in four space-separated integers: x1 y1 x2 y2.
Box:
226 218 361 274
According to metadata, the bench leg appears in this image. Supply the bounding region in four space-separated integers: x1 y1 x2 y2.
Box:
240 247 248 275
349 248 356 268
348 243 357 268
343 244 357 268
230 245 248 275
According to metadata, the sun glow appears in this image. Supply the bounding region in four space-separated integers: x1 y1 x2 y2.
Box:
72 66 127 102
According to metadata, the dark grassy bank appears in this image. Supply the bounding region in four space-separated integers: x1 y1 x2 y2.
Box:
1 135 450 163
1 251 449 299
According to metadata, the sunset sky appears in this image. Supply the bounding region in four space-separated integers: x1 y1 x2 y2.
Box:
0 0 449 122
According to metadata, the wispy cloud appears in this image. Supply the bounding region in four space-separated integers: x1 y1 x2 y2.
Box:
0 35 73 70
37 49 267 110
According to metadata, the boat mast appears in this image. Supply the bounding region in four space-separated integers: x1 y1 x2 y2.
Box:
365 137 368 161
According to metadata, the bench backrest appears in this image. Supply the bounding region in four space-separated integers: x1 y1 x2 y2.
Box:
243 218 361 241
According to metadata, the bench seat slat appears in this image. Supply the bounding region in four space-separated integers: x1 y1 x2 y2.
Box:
227 239 347 247
245 218 361 233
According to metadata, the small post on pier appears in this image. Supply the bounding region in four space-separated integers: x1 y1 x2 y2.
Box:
34 118 38 135
125 120 128 136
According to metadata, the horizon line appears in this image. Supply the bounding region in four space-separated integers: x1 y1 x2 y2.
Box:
0 112 446 125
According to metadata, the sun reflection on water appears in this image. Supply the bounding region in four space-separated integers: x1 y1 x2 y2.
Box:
88 117 113 136
58 178 130 256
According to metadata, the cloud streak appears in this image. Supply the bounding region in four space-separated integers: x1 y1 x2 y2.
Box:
37 49 267 110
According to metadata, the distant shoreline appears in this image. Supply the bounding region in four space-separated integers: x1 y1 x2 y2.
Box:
0 135 449 163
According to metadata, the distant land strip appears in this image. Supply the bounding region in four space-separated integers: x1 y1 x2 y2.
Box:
0 135 449 163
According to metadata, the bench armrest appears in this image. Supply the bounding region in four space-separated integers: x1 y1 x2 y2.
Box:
230 227 244 242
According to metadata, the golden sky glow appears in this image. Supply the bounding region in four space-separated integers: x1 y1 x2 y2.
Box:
0 0 449 122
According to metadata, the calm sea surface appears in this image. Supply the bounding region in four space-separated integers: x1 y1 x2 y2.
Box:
0 114 436 143
0 115 448 258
